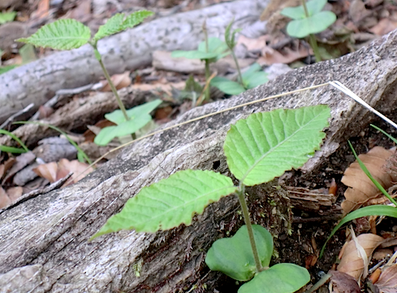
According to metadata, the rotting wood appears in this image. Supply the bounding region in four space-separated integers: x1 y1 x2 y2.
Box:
2 24 397 293
0 0 269 124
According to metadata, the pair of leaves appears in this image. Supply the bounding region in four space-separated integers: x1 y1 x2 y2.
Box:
206 225 310 292
281 0 336 38
172 37 229 61
18 11 153 50
92 105 330 238
94 99 162 146
210 63 268 95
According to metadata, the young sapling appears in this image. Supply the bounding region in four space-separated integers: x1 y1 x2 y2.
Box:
17 11 162 146
281 0 336 62
92 104 331 292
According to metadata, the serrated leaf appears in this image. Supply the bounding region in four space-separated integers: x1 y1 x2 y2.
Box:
238 263 310 293
0 11 16 24
224 105 330 186
206 225 273 281
93 11 153 41
17 19 91 50
92 170 237 238
210 77 245 95
121 10 153 30
94 13 124 41
286 11 336 38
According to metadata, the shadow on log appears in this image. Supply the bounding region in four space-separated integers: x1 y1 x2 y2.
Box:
2 23 397 293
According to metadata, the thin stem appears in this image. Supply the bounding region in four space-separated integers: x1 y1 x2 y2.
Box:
309 34 322 63
204 60 210 101
231 49 243 86
236 185 262 273
97 57 130 122
300 0 321 62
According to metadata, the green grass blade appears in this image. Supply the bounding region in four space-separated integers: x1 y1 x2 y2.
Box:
224 105 330 186
348 141 397 206
14 121 92 164
370 124 397 145
91 170 237 238
0 145 27 154
320 205 397 257
17 19 91 50
0 129 29 152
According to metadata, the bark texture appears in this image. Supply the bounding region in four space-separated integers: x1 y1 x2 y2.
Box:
0 0 269 124
2 20 397 293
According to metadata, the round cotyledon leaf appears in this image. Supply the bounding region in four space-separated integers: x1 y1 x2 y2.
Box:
91 170 237 239
238 263 310 293
205 225 273 281
224 105 330 186
286 11 336 38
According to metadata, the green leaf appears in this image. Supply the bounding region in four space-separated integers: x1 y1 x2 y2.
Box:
172 38 229 61
121 10 153 30
17 19 91 50
94 13 124 41
0 11 16 24
286 11 336 38
91 170 237 238
105 99 162 125
244 72 268 89
238 263 310 293
94 114 152 146
210 77 245 95
93 11 153 41
241 63 261 79
320 205 397 258
224 105 330 186
205 225 273 281
19 44 37 64
281 0 327 19
0 65 18 75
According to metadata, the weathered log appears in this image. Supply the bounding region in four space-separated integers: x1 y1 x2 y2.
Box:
0 0 269 124
2 25 397 293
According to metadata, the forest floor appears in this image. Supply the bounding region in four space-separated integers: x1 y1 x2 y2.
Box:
2 0 397 292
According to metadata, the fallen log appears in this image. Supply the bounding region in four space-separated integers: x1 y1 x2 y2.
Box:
0 0 269 124
2 25 397 293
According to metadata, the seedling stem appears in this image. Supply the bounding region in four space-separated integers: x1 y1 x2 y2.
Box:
301 0 322 62
237 184 262 273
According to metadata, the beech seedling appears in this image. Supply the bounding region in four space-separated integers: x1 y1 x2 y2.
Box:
17 11 161 146
92 105 331 292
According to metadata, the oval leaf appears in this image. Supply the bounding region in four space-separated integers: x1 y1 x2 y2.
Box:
205 225 273 281
286 11 336 38
17 19 91 50
224 105 330 186
92 170 237 238
210 77 245 95
238 263 310 293
94 114 152 146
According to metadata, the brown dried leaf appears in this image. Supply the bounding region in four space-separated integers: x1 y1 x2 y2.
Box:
257 41 311 65
369 17 397 36
329 270 361 293
33 162 58 183
57 159 93 185
0 186 11 209
341 146 394 214
6 186 23 202
338 233 384 280
0 157 15 180
375 264 397 292
101 72 131 92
